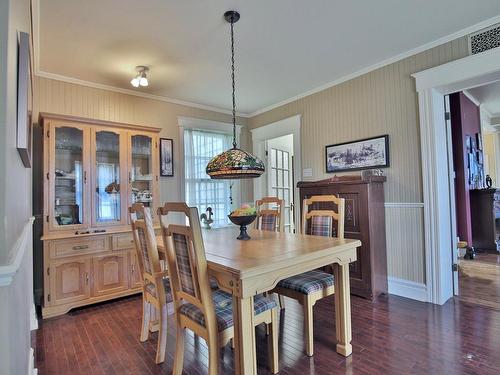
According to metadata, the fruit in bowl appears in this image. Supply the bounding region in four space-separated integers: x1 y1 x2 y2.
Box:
228 205 257 240
229 204 256 217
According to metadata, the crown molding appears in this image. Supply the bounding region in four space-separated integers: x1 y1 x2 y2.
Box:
248 14 500 117
35 70 251 118
462 90 482 107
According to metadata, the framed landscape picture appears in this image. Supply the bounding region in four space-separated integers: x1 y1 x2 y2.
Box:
160 138 174 176
325 135 389 173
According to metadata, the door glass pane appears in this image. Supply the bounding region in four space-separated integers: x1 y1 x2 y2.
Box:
283 151 289 169
284 189 289 204
271 149 277 168
277 150 283 168
131 135 153 208
271 168 276 188
284 170 289 187
277 170 283 188
54 126 84 226
95 131 121 223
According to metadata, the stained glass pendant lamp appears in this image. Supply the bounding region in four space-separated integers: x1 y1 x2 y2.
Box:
206 11 265 179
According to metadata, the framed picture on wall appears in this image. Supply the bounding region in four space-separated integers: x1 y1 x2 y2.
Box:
16 31 33 168
160 138 174 177
325 135 390 173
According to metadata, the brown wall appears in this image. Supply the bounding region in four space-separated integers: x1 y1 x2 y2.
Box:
450 92 482 245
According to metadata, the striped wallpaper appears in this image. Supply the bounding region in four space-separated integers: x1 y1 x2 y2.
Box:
249 37 470 284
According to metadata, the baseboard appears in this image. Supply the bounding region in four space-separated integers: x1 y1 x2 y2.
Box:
29 347 37 375
388 276 427 302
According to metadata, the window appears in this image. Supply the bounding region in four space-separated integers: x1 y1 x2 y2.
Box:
184 129 235 226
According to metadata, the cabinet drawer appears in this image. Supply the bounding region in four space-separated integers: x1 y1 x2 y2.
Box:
49 237 110 259
112 233 135 250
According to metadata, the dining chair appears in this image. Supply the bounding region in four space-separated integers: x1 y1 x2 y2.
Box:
272 195 345 356
254 197 284 232
129 203 172 364
158 202 279 375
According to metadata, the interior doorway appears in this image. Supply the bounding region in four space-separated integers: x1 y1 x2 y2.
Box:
266 134 295 232
251 115 301 232
444 83 500 309
413 46 500 305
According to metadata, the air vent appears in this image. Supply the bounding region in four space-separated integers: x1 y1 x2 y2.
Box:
468 23 500 55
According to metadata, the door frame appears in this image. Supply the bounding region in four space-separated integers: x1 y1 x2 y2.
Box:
251 115 301 231
413 47 500 305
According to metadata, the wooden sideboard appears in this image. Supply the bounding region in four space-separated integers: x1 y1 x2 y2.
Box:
470 188 500 253
40 113 161 318
297 175 388 299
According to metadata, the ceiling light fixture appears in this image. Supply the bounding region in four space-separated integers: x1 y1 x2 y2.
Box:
130 65 149 87
206 11 265 179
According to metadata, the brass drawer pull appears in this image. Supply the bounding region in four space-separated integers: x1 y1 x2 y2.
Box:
72 244 89 250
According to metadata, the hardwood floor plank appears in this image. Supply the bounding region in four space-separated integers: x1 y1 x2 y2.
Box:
33 294 500 375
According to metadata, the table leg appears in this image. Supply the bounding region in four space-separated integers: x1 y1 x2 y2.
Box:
333 262 352 356
232 295 257 375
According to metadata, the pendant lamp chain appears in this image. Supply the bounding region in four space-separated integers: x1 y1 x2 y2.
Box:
205 11 265 180
230 17 237 148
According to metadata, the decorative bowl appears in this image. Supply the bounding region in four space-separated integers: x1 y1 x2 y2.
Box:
228 214 256 240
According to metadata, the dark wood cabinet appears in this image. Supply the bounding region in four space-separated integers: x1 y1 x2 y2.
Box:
470 189 500 253
298 175 388 299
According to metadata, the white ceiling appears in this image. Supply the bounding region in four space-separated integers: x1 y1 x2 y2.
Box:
38 0 500 115
468 81 500 117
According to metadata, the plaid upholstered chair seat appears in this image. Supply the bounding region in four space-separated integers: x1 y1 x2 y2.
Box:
276 270 334 295
179 289 277 332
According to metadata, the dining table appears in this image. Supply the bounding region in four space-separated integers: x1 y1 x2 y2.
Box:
156 227 361 375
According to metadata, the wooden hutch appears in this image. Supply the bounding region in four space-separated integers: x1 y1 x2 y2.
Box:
298 175 388 299
40 113 161 318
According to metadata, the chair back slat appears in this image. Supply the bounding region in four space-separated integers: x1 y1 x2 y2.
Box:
129 203 170 304
302 195 345 239
130 203 162 277
158 203 217 331
255 197 284 232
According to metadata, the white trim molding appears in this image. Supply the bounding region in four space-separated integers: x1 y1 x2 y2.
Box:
413 46 500 305
388 277 427 302
0 217 35 287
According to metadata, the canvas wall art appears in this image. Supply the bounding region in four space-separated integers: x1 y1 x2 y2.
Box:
325 135 389 173
160 138 174 176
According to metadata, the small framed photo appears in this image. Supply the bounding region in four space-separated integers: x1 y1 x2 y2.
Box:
160 138 174 177
476 133 483 151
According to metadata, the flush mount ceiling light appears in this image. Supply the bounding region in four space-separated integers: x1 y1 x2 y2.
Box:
130 65 149 87
206 11 265 180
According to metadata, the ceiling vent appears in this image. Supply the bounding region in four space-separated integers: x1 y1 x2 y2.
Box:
468 23 500 55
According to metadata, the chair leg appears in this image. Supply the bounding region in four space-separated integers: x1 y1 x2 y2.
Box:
155 304 168 364
207 333 219 375
172 325 185 375
278 295 285 310
304 296 314 357
269 308 279 374
140 299 150 342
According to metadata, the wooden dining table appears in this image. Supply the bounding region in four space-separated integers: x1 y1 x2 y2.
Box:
156 227 361 375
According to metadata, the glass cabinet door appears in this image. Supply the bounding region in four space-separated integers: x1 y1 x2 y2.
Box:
52 126 87 228
130 134 155 209
93 130 125 225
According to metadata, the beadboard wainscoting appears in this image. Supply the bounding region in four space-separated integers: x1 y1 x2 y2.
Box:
384 203 426 299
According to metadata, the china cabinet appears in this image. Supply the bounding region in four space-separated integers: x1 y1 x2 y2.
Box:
40 113 161 318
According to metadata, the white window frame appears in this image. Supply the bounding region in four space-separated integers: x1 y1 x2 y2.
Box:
178 117 243 225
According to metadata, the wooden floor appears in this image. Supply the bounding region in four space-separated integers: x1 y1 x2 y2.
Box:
33 293 500 375
459 253 500 310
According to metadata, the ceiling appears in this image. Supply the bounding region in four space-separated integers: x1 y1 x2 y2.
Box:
468 81 500 117
38 0 500 115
